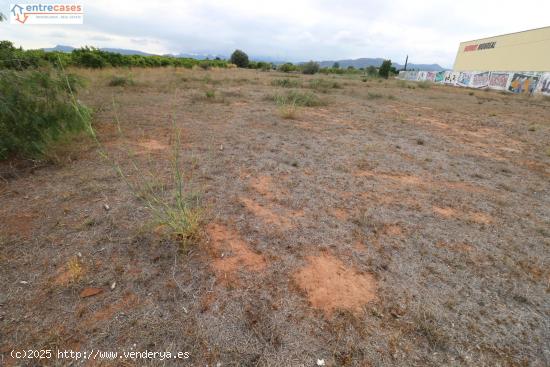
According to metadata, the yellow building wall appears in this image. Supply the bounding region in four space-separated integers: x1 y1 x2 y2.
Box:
453 26 550 72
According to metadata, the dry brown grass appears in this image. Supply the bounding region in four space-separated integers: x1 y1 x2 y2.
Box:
1 67 549 367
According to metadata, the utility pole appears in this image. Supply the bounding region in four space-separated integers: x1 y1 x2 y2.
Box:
404 55 408 71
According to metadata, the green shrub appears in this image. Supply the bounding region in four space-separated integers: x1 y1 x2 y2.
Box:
301 61 320 75
230 49 249 68
271 78 300 88
108 75 134 86
278 63 297 72
274 91 325 107
366 66 378 77
0 69 91 159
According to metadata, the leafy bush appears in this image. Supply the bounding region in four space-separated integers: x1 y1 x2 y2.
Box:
366 65 378 77
230 49 249 68
72 47 107 68
278 63 297 72
319 67 345 75
271 78 300 88
0 69 91 159
301 61 320 75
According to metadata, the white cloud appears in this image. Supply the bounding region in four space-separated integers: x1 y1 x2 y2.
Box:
1 0 549 67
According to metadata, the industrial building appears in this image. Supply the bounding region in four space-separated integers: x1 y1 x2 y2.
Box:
453 26 550 72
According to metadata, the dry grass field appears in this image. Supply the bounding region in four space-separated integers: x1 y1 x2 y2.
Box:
1 67 549 366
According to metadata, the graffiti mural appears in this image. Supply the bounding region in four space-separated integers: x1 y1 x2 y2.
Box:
471 72 490 88
426 71 437 82
434 71 446 83
488 72 511 90
508 73 540 94
535 72 550 95
457 72 473 87
444 71 460 85
396 69 548 96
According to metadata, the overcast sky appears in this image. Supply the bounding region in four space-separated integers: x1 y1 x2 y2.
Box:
1 0 549 68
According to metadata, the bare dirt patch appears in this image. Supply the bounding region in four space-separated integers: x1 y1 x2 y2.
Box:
293 253 377 317
135 138 168 152
207 223 267 283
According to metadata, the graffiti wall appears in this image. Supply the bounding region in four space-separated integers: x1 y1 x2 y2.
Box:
471 72 490 88
444 71 460 85
397 69 548 96
508 73 540 94
457 72 473 87
488 72 511 90
434 71 446 83
535 72 550 95
426 71 437 82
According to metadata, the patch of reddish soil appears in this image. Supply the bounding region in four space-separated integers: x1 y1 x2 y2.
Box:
0 212 36 237
433 206 493 224
293 254 377 317
240 197 302 228
79 287 104 298
355 170 485 193
135 139 168 152
330 208 349 221
381 224 403 236
468 212 493 224
433 206 458 218
207 223 266 282
80 292 138 329
250 175 274 199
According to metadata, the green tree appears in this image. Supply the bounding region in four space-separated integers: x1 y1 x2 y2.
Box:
302 61 319 75
332 62 340 69
378 59 392 79
278 63 295 72
230 49 249 68
366 65 377 76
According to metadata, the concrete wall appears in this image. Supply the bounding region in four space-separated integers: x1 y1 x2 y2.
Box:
453 27 550 72
398 70 550 96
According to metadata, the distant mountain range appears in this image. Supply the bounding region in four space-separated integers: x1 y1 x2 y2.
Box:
316 58 446 71
42 45 445 70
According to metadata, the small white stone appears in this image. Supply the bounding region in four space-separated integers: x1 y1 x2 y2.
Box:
110 281 116 290
316 359 325 366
